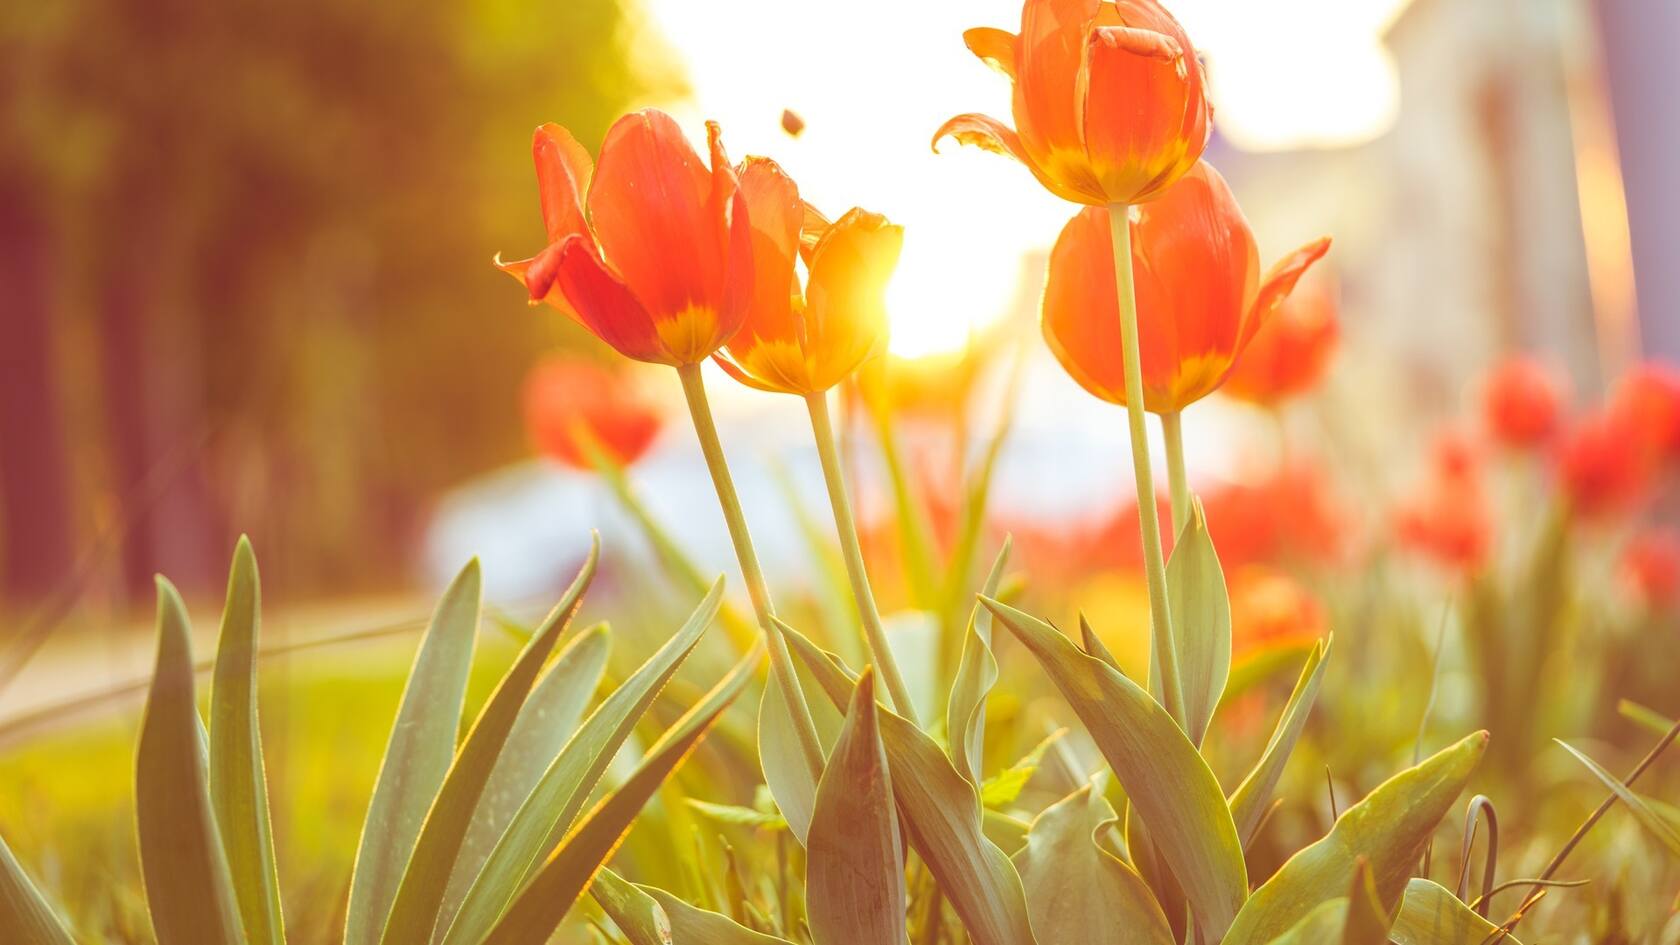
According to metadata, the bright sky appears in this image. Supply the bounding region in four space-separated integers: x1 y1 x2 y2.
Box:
638 0 1412 358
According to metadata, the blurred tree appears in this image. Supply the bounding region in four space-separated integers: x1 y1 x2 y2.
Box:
0 0 679 604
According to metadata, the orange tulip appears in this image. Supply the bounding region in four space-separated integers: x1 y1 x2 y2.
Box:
1608 360 1680 468
1622 528 1680 609
1221 278 1339 406
934 0 1212 206
713 161 903 394
1041 161 1330 413
523 356 663 469
496 110 750 366
1228 565 1326 654
1480 356 1565 450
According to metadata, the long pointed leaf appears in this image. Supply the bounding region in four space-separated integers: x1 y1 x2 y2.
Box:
639 879 797 944
760 670 820 845
1340 859 1391 945
0 833 76 945
1389 878 1525 945
982 597 1246 941
1222 731 1488 945
946 539 1010 786
480 641 762 944
208 536 285 945
589 868 672 945
808 670 907 945
779 621 1038 945
1556 740 1680 854
1229 640 1330 845
440 579 723 945
136 578 243 945
1259 899 1346 945
1165 499 1230 746
345 557 484 945
437 622 612 937
378 538 597 945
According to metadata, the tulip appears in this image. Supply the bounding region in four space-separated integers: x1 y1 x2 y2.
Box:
496 110 751 366
934 0 1212 207
1222 278 1340 407
1556 409 1650 520
1394 429 1493 574
1228 565 1326 654
1622 528 1680 609
523 356 662 469
714 162 904 395
1042 161 1331 415
1608 360 1680 468
1480 356 1566 450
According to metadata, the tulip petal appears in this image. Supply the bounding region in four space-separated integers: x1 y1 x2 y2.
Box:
1081 17 1207 204
1042 207 1128 406
554 236 672 365
963 26 1019 78
1015 0 1099 170
731 157 804 354
534 124 593 244
588 109 728 328
933 113 1096 205
1242 237 1332 352
803 208 903 391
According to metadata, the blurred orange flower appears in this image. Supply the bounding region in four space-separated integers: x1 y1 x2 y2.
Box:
1041 162 1330 413
523 356 663 469
1556 409 1650 520
496 111 750 365
1222 278 1340 407
714 162 903 394
1228 565 1326 654
1608 360 1680 469
934 0 1212 206
1622 528 1680 609
1200 460 1347 569
1394 429 1492 573
1480 356 1566 450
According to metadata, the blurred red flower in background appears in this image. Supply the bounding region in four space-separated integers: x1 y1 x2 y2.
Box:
497 111 751 365
1480 355 1566 450
1622 528 1680 609
524 356 663 469
1556 409 1651 520
1394 429 1493 573
1041 161 1331 413
1608 361 1680 469
1222 279 1340 407
1228 565 1326 654
935 0 1212 206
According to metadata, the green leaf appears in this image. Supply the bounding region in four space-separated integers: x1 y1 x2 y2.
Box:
479 641 761 944
1222 731 1488 945
779 621 1038 945
136 577 244 945
946 539 1010 786
686 800 788 831
1011 781 1173 945
1556 740 1680 855
808 669 908 945
379 539 597 945
440 579 723 945
438 621 612 936
1259 899 1346 945
1390 878 1524 945
1219 640 1317 713
589 868 672 945
980 729 1064 809
1340 859 1391 945
760 669 820 845
1228 640 1330 846
1165 499 1230 746
981 598 1246 941
0 833 76 945
345 557 484 945
207 536 285 945
642 883 796 944
1616 699 1674 739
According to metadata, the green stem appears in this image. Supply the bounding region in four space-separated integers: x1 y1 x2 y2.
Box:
806 390 920 725
1160 410 1190 540
1108 203 1185 726
677 363 825 779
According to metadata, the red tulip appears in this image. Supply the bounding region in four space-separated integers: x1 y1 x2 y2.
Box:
1394 429 1492 573
1041 161 1330 412
1622 528 1680 609
497 111 751 366
1481 356 1566 450
935 0 1212 206
1221 278 1340 407
1556 408 1650 520
1228 565 1326 654
1608 360 1680 468
523 356 663 469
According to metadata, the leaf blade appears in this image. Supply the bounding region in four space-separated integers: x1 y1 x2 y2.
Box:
1166 499 1230 746
0 833 76 945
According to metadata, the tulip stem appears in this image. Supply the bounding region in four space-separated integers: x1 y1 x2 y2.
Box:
677 362 826 780
1160 410 1190 539
806 390 921 725
1108 203 1185 727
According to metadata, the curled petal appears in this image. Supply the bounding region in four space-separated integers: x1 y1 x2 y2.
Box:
554 236 671 365
1081 19 1208 203
963 26 1019 78
495 244 580 321
533 124 593 243
1089 24 1181 62
1242 237 1332 351
933 112 1028 158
